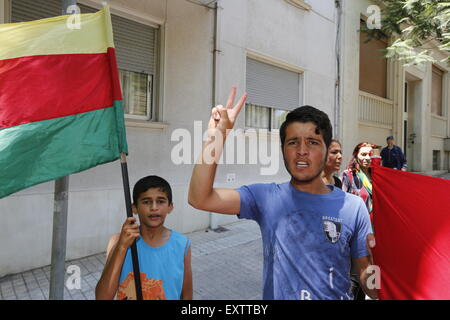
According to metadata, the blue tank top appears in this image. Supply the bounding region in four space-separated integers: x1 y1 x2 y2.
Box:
117 230 190 300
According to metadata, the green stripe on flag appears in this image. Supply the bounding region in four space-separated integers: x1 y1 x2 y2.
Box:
113 100 128 155
0 103 128 198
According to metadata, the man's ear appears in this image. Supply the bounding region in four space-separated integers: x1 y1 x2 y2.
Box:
168 203 174 214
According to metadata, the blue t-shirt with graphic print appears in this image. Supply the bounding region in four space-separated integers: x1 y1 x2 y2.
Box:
237 182 372 300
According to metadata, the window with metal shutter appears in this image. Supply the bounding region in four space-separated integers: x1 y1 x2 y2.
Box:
78 4 156 75
246 57 301 111
11 0 158 120
245 57 302 129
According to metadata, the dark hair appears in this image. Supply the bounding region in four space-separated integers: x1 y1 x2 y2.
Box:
329 139 342 148
132 175 173 205
346 142 377 174
279 105 332 149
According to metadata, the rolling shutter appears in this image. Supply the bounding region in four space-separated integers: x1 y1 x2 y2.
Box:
246 57 301 110
11 0 61 21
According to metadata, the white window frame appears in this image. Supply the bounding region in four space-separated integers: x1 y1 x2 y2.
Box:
244 104 291 132
285 0 312 11
118 71 154 121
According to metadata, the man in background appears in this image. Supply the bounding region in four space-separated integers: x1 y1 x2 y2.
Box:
380 136 407 171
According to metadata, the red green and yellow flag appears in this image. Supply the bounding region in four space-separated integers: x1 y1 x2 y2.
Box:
0 6 128 198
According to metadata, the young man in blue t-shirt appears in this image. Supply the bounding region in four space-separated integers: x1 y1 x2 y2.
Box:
189 87 377 300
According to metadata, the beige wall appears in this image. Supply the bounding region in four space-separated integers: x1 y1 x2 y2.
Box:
358 123 391 148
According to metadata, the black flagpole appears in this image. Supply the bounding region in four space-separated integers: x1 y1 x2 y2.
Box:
120 153 143 300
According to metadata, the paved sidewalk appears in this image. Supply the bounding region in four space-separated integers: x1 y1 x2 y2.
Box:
0 219 263 300
438 172 450 180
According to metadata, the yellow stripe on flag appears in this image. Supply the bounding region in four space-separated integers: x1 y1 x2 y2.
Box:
0 6 114 61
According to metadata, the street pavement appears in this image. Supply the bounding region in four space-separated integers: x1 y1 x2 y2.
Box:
1 172 449 300
0 219 263 300
437 172 450 180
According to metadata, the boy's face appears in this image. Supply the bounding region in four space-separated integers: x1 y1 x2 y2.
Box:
282 121 327 184
132 188 173 229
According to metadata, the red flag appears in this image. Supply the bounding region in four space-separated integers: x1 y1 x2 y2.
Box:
372 166 450 299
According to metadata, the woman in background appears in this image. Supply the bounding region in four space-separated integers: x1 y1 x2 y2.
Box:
321 139 343 189
341 141 377 300
341 142 377 214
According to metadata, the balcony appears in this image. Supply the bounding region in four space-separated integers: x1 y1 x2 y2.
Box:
358 90 394 128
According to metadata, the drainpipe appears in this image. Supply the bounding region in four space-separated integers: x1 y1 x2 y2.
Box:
334 0 343 141
212 1 220 109
210 0 220 230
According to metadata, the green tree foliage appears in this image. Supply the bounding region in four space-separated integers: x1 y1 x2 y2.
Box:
366 0 450 66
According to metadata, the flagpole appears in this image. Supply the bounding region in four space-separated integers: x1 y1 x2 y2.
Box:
120 152 143 300
48 0 77 301
49 176 69 300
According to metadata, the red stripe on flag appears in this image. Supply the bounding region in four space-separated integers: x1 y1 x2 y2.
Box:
107 47 123 101
0 50 120 129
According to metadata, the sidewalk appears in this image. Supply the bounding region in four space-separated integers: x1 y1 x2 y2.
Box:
0 219 263 300
438 172 450 180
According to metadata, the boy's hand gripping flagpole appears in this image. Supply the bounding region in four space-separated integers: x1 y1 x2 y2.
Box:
120 152 143 300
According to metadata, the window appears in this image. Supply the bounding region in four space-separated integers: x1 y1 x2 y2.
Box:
359 20 388 98
119 71 152 118
11 0 158 121
244 105 289 130
245 57 302 130
79 4 157 121
431 66 443 117
433 150 441 170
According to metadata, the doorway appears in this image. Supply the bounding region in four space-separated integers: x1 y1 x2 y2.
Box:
404 76 418 171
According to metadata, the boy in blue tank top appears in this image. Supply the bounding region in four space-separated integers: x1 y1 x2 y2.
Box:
189 87 378 300
96 176 192 300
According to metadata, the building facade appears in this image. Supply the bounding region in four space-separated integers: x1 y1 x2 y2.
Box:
0 0 339 276
341 0 450 173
